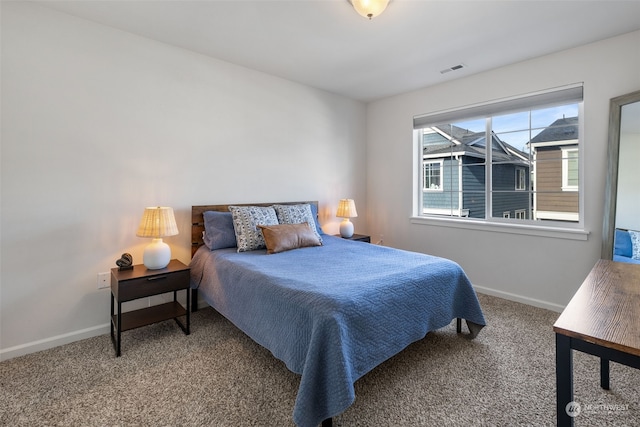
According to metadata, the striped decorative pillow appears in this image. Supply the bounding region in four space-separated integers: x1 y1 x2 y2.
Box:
228 206 278 252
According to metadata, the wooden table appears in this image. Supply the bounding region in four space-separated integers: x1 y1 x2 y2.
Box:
553 259 640 426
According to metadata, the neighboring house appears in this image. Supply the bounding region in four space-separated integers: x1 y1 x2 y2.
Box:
421 125 531 219
527 117 579 221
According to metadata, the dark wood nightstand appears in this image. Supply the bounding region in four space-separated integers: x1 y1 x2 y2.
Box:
336 233 371 243
110 259 190 356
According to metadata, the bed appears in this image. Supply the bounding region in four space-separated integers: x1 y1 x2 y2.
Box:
190 202 486 427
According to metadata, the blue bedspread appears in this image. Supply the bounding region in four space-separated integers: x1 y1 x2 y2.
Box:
190 236 485 427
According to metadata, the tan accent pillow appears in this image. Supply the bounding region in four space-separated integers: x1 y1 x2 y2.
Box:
258 223 322 254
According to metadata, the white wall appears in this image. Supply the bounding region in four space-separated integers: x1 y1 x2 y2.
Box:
0 2 366 359
366 30 640 311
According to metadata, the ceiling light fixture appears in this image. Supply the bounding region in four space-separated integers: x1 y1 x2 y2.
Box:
349 0 390 20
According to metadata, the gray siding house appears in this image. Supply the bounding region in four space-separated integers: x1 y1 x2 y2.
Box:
422 125 531 219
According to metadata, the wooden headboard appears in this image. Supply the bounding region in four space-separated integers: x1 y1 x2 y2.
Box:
191 201 318 257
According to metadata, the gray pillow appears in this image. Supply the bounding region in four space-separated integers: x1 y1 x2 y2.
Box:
203 211 237 250
309 203 325 235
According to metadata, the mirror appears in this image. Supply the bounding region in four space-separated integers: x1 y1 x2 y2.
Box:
602 89 640 261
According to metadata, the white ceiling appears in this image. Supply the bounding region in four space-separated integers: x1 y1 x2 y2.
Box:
36 0 640 102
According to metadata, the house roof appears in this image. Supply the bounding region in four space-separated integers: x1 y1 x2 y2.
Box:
423 126 529 165
529 117 579 144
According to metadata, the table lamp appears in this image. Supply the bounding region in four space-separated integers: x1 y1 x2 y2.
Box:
136 206 179 269
336 199 358 238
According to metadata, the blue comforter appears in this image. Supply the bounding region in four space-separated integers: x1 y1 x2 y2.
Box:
190 236 485 427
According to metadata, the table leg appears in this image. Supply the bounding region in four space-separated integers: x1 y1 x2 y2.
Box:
556 333 574 427
186 288 191 335
600 357 610 390
116 301 122 357
110 293 114 343
191 288 199 312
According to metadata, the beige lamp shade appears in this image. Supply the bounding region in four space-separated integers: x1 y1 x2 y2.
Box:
336 199 358 238
349 0 390 20
136 207 179 238
336 199 358 218
136 207 178 269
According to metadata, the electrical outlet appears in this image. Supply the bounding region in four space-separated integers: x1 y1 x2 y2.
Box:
97 272 110 289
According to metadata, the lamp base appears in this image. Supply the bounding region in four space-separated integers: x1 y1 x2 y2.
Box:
339 219 355 238
143 238 171 270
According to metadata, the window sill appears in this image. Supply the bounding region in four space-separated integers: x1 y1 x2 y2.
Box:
410 216 589 241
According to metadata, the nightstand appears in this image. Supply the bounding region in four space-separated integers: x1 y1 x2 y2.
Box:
110 259 190 357
336 233 371 243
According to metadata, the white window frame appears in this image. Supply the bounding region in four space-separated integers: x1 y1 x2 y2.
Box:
423 160 443 192
515 167 526 191
562 147 579 191
411 84 588 241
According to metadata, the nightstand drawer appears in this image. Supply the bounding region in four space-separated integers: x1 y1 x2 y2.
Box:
113 269 189 301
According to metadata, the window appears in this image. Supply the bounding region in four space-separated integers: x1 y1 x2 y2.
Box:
423 160 442 191
413 84 583 228
562 148 579 191
515 168 526 191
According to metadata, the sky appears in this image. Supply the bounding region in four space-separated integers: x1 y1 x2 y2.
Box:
451 103 579 152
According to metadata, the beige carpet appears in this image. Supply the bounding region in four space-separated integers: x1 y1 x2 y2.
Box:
1 293 638 426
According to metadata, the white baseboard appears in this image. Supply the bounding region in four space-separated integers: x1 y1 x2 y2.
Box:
1 295 211 361
1 289 558 361
0 323 110 362
473 284 565 313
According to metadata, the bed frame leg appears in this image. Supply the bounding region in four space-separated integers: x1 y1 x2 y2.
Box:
321 418 333 427
191 289 199 312
456 318 462 333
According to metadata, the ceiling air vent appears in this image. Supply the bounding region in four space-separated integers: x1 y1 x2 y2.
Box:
440 64 465 74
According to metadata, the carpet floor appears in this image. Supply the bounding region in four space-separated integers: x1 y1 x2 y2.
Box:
1 293 638 426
